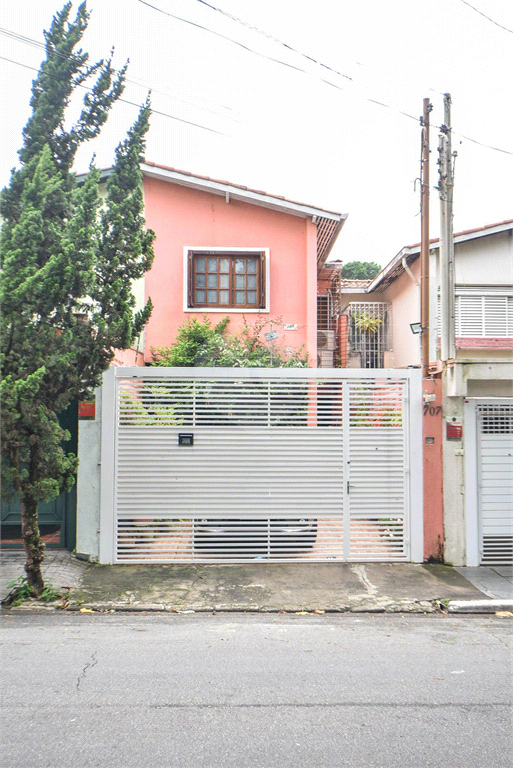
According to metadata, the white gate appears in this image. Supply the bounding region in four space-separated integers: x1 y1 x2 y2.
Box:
99 368 423 563
477 402 513 565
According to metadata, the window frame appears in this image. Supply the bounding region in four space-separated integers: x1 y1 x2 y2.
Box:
183 247 270 313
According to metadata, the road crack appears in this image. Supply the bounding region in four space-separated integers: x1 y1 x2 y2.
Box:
76 652 97 692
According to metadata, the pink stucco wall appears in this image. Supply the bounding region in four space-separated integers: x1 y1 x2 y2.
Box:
422 377 444 562
142 176 316 363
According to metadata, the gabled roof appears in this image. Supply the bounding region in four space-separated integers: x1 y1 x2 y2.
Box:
141 162 347 266
368 219 513 293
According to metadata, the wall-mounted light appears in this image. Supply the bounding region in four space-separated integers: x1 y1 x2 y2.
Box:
410 322 424 335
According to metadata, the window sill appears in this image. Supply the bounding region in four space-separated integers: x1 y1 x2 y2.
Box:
185 307 269 313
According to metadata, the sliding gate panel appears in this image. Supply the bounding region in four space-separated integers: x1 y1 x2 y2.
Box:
100 368 422 563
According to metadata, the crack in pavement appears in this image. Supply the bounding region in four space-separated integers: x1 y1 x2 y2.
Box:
76 652 97 692
350 564 379 596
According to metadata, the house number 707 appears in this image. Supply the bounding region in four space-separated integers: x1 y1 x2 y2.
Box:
423 404 442 416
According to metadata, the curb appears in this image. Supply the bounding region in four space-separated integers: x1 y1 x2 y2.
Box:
60 599 437 614
448 599 513 614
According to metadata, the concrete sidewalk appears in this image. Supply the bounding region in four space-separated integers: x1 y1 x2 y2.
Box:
2 550 511 613
0 549 492 613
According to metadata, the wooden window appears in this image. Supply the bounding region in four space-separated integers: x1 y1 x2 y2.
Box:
188 252 266 309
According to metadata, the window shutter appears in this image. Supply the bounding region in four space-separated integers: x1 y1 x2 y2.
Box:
187 251 194 308
455 293 512 337
259 251 266 308
484 295 508 337
456 295 483 336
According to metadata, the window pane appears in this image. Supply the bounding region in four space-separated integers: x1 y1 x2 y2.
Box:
207 274 218 288
235 275 245 289
195 257 206 272
219 258 230 273
235 259 245 274
219 290 230 304
235 291 245 305
207 290 218 303
247 274 257 290
196 289 206 303
247 291 257 304
219 274 229 289
208 258 218 272
196 273 206 288
247 258 257 273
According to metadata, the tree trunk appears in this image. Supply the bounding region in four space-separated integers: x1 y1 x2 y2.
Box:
19 496 45 596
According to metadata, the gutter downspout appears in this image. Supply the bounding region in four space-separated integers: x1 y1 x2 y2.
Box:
403 257 421 366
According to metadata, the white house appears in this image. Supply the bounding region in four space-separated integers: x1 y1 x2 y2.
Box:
328 219 512 566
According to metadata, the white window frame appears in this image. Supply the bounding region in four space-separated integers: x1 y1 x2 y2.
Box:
183 247 270 313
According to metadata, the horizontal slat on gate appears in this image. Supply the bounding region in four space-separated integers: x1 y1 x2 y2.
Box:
115 517 347 563
116 427 344 519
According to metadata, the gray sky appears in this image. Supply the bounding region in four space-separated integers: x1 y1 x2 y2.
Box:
1 0 512 265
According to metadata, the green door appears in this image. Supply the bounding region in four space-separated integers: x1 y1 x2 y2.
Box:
1 402 78 550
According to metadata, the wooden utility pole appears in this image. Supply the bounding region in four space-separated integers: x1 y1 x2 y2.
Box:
438 93 456 363
420 98 432 375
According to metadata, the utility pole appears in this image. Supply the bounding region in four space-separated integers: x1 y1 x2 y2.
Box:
420 98 433 376
438 93 456 363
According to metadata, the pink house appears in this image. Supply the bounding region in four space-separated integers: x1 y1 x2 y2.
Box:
127 163 346 365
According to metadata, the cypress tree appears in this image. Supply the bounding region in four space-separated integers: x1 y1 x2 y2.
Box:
1 2 155 594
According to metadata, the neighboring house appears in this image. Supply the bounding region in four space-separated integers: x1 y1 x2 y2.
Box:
321 219 513 566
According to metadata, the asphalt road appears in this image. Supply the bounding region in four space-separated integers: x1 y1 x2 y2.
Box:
1 612 511 768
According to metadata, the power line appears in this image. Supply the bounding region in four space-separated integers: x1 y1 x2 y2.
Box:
137 0 312 74
2 16 512 158
0 27 238 122
192 0 353 79
458 0 513 34
136 0 512 156
0 56 224 134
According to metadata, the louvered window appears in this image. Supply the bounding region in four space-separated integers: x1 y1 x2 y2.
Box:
455 295 513 337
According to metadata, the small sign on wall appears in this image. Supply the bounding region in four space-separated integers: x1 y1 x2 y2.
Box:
446 420 462 440
78 401 95 420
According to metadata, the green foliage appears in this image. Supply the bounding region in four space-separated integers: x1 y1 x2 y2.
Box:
151 316 309 368
0 2 155 592
7 576 62 606
120 388 184 425
340 261 381 280
353 312 383 334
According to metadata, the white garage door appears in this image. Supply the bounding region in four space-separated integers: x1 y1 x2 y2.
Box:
99 367 423 564
478 403 513 565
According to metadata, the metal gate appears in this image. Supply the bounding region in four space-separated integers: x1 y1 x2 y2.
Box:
477 402 513 565
99 367 422 563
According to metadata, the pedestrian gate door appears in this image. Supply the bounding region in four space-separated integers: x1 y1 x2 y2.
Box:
99 368 422 563
477 402 513 565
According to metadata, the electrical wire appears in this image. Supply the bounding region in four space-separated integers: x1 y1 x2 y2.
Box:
0 56 224 134
136 0 512 156
137 0 309 73
0 27 238 121
458 0 513 34
192 0 354 79
2 11 512 157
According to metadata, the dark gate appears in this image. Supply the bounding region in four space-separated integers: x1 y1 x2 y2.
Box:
1 402 78 550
